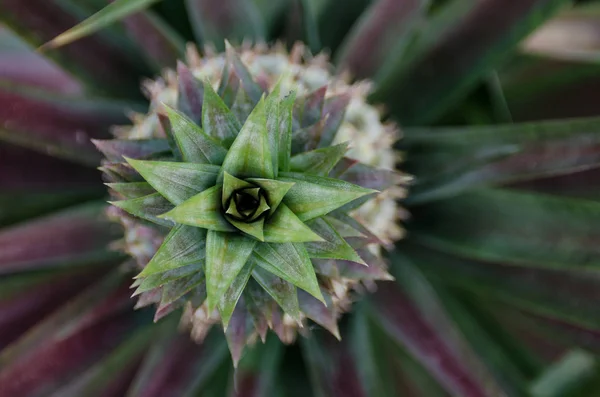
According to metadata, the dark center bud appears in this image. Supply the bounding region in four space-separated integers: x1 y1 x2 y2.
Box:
224 185 270 224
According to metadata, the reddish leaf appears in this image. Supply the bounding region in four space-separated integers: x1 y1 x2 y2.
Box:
0 203 121 274
0 86 131 165
0 25 82 95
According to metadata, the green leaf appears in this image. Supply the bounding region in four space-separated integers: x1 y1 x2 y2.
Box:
110 192 174 227
202 81 242 148
219 260 255 330
410 188 600 269
265 80 282 176
278 172 376 221
246 178 295 216
403 240 600 331
251 266 301 322
160 185 235 232
278 91 296 173
222 172 256 207
290 142 349 175
41 0 162 50
125 158 219 204
160 270 206 306
165 106 228 164
263 203 324 243
137 225 206 278
253 242 324 303
228 217 266 241
105 182 155 199
305 217 365 264
372 0 571 125
530 350 597 397
133 263 202 296
205 231 256 312
220 97 273 179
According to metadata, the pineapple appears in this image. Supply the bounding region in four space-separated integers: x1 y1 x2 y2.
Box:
2 0 600 396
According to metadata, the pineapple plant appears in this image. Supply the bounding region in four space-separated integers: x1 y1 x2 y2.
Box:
2 0 600 396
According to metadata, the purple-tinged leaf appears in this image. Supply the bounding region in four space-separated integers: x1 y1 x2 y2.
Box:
0 268 101 349
337 0 425 79
298 290 340 339
290 142 349 176
294 86 327 129
178 61 204 124
225 298 249 367
100 162 143 183
0 85 132 166
317 93 351 149
0 272 137 396
339 162 399 191
203 80 242 147
217 63 240 108
106 182 155 199
0 25 82 95
252 266 300 322
0 203 121 274
226 42 264 102
93 139 170 162
372 283 493 397
127 330 209 397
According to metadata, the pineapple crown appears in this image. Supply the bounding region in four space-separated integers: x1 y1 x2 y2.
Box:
95 43 403 364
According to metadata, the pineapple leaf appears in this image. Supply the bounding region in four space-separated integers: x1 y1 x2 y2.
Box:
125 158 219 205
110 193 174 227
290 142 350 176
177 62 204 124
220 97 274 179
105 182 155 199
41 0 162 50
263 203 325 243
164 106 228 164
160 270 206 307
217 63 240 108
305 217 365 264
252 266 301 322
411 188 600 269
278 172 377 221
137 225 206 278
205 230 256 312
278 90 297 173
228 217 266 242
372 0 571 125
202 80 242 148
219 260 255 330
226 41 264 102
185 1 265 51
133 263 201 296
253 242 324 303
265 80 282 176
318 93 352 149
160 185 236 232
298 290 339 339
92 139 170 162
294 86 326 128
